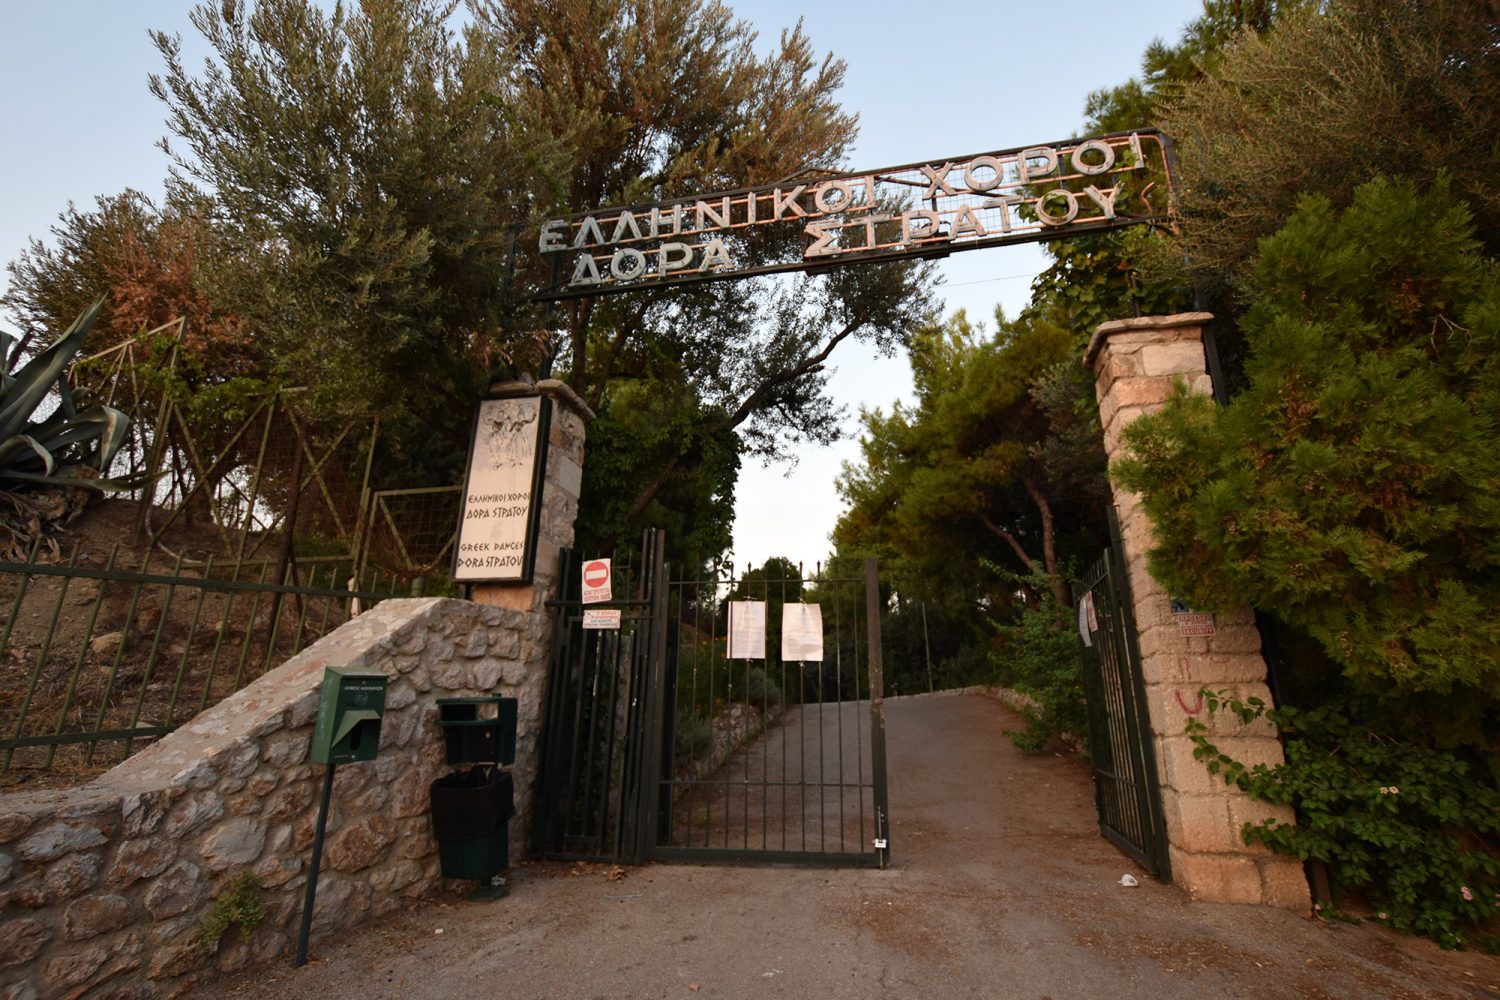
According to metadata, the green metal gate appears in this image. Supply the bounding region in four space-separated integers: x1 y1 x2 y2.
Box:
533 530 891 868
1075 527 1171 880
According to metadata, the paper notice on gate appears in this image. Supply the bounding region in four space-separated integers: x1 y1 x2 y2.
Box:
582 609 621 630
727 600 766 660
1078 594 1093 648
781 603 823 662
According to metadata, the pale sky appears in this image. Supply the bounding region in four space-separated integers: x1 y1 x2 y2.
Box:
0 0 1207 573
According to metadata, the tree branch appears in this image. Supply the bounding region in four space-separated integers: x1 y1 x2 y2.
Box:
1019 471 1068 606
727 317 859 429
977 511 1037 576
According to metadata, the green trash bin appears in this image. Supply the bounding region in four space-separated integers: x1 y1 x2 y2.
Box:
435 697 517 765
430 765 514 880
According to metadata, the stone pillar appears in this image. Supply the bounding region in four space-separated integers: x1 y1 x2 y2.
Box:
1084 312 1309 911
470 378 594 615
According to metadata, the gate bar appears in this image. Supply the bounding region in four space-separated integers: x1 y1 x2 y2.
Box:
864 557 892 869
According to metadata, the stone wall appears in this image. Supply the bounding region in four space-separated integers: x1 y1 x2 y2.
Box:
1084 313 1310 911
0 597 550 999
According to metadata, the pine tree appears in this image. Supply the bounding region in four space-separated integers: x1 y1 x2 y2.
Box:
1114 178 1500 703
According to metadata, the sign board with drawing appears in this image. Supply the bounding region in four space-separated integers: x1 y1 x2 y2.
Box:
453 393 551 583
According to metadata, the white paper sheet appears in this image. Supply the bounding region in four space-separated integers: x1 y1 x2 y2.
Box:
781 603 824 662
727 600 766 659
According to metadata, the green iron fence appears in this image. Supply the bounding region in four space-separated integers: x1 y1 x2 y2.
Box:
0 540 422 783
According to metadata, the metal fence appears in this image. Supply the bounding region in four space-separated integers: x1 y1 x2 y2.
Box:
534 534 891 869
0 540 415 784
656 560 889 865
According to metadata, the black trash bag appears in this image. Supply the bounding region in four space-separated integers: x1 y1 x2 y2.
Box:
430 766 514 841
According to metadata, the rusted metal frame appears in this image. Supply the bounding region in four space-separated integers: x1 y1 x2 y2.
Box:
196 560 243 718
234 396 280 564
264 419 309 670
288 410 358 543
527 129 1173 302
349 418 380 588
133 325 186 540
163 554 214 729
0 539 42 664
146 394 271 549
6 725 173 751
376 495 419 570
3 544 81 772
229 563 274 691
44 545 122 769
259 558 297 676
531 214 1161 302
287 562 318 652
123 552 187 757
87 549 154 764
538 128 1167 230
0 558 394 602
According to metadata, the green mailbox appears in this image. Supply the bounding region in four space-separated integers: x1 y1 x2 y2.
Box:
310 666 388 765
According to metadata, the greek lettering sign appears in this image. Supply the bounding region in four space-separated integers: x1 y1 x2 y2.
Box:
454 394 550 583
523 129 1175 301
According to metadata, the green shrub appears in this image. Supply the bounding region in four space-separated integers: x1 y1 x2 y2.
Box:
743 667 783 711
197 871 266 954
993 591 1088 753
674 711 714 764
1187 691 1500 950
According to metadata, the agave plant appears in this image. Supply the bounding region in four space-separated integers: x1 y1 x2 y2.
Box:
0 299 134 556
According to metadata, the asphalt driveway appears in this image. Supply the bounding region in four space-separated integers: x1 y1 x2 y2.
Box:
208 691 1500 999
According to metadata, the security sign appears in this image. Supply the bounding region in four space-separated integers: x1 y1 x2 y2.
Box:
581 558 612 604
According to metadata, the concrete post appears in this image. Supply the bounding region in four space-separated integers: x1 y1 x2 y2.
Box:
1085 312 1310 911
470 379 594 614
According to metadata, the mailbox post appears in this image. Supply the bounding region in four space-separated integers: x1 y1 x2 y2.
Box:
296 667 388 967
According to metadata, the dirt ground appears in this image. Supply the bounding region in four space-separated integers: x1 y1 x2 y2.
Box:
206 691 1500 1000
0 500 351 789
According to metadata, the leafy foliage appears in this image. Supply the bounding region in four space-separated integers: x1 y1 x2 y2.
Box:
1113 178 1500 708
835 308 1108 614
991 578 1088 754
1187 691 1500 950
0 300 129 486
196 870 266 955
479 0 934 559
150 0 554 440
1163 0 1500 284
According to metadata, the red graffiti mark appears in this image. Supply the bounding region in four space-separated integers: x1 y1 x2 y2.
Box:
1175 688 1204 715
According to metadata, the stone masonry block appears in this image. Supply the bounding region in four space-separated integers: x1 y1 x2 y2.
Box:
1168 848 1265 905
1157 735 1226 798
1140 341 1208 377
1162 793 1238 854
1259 857 1313 913
1228 793 1297 836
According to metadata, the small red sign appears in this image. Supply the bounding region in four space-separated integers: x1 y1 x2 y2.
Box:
582 558 612 604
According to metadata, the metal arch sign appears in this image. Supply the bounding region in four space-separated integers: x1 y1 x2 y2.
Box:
521 128 1176 301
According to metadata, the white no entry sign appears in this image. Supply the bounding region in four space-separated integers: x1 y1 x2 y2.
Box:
582 558 612 604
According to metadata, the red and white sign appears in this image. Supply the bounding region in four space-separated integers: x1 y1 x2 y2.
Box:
581 558 612 604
